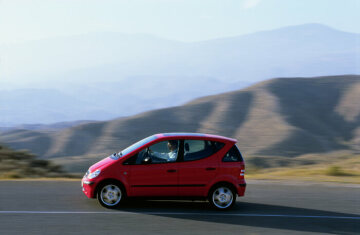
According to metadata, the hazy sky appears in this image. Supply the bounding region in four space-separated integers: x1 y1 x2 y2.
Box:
0 0 359 44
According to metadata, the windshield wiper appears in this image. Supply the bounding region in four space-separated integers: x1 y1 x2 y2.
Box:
110 152 121 159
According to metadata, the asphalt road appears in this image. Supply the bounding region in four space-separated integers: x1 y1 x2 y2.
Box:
0 180 359 235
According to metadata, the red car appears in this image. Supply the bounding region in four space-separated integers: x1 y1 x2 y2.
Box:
81 133 246 210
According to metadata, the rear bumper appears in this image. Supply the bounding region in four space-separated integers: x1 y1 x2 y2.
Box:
237 180 246 196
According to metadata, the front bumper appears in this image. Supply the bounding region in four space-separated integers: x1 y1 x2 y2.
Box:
81 177 97 198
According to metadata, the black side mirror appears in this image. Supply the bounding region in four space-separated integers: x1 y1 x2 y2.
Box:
142 156 152 164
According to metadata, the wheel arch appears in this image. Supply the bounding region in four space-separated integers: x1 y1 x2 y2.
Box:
207 181 237 197
94 178 127 198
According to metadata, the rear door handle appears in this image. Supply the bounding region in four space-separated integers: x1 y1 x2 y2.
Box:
206 167 216 171
167 169 177 173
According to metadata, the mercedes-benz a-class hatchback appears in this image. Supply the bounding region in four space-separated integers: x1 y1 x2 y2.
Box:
81 133 246 210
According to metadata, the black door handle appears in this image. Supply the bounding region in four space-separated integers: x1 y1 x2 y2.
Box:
206 167 216 171
167 169 177 173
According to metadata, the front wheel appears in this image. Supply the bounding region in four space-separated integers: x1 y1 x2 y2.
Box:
97 183 125 208
208 185 236 210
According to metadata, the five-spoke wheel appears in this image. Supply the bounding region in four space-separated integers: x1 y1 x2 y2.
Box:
97 183 125 208
208 185 236 210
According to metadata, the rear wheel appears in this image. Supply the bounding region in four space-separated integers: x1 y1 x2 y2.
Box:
208 185 236 210
97 183 125 208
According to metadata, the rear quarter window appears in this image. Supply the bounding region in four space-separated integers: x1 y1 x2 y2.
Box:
222 145 243 162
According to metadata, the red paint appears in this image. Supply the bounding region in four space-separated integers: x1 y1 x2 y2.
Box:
81 133 246 202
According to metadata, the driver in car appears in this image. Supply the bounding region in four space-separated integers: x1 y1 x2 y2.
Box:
150 140 178 162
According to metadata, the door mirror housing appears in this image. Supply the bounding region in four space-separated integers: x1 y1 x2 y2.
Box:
142 156 152 164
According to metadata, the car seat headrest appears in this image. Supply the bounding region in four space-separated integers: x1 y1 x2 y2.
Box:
185 143 190 152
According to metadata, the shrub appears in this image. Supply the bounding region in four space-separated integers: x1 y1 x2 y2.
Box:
30 159 49 167
1 171 22 179
325 166 350 176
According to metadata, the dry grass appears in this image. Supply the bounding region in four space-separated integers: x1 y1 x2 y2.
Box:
246 154 360 184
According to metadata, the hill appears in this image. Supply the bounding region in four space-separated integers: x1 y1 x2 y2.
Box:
1 75 359 172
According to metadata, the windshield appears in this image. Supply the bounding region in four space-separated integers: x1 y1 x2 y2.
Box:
110 135 157 160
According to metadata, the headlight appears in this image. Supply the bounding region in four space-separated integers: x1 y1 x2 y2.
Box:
88 169 101 179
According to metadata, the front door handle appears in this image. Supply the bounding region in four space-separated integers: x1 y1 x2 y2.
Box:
206 167 216 171
167 169 177 173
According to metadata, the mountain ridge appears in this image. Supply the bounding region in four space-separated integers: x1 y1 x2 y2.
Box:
1 75 359 164
1 23 359 125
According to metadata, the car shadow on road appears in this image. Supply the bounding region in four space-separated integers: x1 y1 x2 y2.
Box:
115 200 359 235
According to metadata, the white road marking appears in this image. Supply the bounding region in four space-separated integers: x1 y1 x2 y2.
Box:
0 211 359 219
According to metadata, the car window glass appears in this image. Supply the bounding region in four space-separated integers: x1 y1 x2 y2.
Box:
119 135 157 157
123 140 180 165
222 145 243 162
147 140 179 163
135 149 147 164
183 140 215 161
123 153 137 165
213 141 225 152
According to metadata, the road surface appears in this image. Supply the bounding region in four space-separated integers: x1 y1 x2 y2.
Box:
0 180 359 234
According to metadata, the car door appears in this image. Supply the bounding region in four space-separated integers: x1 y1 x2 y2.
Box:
177 140 222 196
128 140 180 197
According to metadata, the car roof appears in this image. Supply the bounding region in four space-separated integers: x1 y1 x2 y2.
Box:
154 132 237 143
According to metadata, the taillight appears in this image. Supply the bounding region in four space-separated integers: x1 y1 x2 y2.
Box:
240 169 245 177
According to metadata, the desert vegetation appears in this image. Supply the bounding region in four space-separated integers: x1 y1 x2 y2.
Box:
0 144 76 179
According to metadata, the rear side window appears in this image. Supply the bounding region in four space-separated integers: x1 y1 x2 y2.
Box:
183 140 224 161
222 145 243 162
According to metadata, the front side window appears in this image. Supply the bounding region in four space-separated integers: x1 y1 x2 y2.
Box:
124 140 180 164
183 140 223 161
148 140 179 163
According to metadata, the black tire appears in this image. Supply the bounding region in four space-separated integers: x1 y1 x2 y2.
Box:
97 182 126 209
208 184 236 210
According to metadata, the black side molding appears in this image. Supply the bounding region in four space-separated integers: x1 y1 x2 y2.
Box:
239 183 247 187
132 184 206 188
